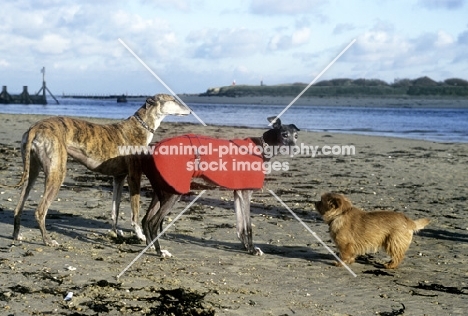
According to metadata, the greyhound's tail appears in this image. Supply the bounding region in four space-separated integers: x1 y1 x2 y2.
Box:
12 129 35 188
412 218 430 232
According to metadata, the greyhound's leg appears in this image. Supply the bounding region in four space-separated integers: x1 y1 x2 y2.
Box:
145 192 180 257
234 190 263 255
111 175 126 237
36 147 67 247
127 166 145 241
13 156 41 241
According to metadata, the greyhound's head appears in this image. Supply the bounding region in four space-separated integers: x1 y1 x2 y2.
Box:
262 116 300 158
134 94 190 133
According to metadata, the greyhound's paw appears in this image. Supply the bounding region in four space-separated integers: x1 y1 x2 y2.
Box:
254 247 264 256
13 234 23 241
134 227 146 242
49 240 60 247
160 250 172 258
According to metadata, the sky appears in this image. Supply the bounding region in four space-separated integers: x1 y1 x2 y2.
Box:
1 0 467 95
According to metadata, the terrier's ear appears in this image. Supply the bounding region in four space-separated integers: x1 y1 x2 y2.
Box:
267 116 281 129
326 194 342 210
329 196 340 209
330 194 352 210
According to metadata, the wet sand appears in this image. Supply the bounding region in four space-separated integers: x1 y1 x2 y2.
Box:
0 113 467 315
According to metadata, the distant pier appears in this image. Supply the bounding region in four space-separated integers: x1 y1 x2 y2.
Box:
61 94 153 103
0 86 46 104
1 67 59 105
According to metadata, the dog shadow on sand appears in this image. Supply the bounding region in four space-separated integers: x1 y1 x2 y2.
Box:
0 193 335 266
0 208 335 266
0 205 133 247
145 231 336 266
418 228 468 243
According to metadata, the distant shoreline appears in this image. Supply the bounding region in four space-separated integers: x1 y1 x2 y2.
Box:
55 94 468 108
179 94 468 108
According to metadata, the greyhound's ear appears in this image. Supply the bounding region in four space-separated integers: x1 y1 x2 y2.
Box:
145 96 156 109
267 116 281 129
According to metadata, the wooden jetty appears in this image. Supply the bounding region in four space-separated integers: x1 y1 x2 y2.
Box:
0 67 59 105
0 86 47 104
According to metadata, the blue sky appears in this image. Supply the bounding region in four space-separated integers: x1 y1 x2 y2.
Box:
1 0 467 95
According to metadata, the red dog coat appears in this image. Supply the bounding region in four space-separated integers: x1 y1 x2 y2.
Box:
148 134 265 194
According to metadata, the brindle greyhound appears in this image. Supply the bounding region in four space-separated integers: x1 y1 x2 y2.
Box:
141 117 299 257
12 94 190 246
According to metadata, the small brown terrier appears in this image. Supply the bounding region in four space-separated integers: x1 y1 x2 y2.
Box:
314 193 429 269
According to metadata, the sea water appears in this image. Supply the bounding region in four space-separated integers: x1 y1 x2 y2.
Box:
1 97 467 143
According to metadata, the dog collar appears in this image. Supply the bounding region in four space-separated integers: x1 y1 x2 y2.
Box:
260 137 269 150
134 114 157 134
259 137 270 160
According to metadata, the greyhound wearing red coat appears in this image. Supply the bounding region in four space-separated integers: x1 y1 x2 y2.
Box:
141 117 299 257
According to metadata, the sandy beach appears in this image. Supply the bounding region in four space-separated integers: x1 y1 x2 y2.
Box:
0 112 467 315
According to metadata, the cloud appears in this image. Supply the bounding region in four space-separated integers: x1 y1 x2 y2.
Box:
417 0 465 10
250 0 328 15
409 30 455 56
0 59 9 67
345 20 450 70
2 0 467 94
34 34 71 54
0 0 182 79
187 28 264 59
295 16 312 28
351 30 411 63
345 23 466 81
435 30 455 47
292 27 311 45
268 27 311 51
267 34 289 51
370 19 395 33
139 0 193 12
333 23 356 35
458 30 468 45
111 10 180 61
